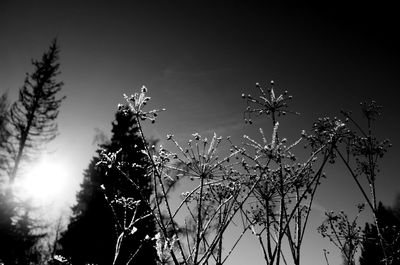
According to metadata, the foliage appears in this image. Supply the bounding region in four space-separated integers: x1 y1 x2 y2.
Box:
60 108 158 265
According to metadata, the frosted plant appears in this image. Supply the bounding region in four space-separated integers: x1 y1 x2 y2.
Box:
99 87 262 265
318 204 365 265
238 81 337 265
242 80 298 125
157 133 260 265
120 85 165 123
97 85 391 265
153 232 179 264
334 101 392 264
162 132 242 181
100 185 152 265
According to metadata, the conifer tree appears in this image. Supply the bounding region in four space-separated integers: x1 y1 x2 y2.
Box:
0 40 65 264
7 39 65 183
0 93 11 182
60 108 158 265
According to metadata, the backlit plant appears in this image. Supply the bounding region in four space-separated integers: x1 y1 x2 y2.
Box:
318 204 365 265
96 83 391 265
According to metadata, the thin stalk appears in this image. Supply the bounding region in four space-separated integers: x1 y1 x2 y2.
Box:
198 172 263 264
136 117 187 264
295 187 301 265
265 183 273 258
193 174 205 264
152 168 181 265
323 250 330 265
168 179 224 226
218 199 223 264
126 241 144 265
276 163 285 265
335 148 374 211
366 121 388 265
184 220 193 264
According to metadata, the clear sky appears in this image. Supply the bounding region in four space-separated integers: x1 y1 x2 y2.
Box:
1 1 399 264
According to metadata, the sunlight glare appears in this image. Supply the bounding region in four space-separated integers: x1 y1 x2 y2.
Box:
15 157 70 205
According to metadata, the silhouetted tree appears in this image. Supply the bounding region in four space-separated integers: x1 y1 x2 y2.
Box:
359 202 400 265
0 40 65 264
0 194 45 264
7 39 65 183
0 93 10 178
2 117 36 265
60 108 158 265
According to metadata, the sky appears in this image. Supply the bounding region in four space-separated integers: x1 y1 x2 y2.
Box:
1 1 400 264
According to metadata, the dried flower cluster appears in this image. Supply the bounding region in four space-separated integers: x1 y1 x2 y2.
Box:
242 81 298 124
96 84 391 265
119 86 165 123
318 204 365 265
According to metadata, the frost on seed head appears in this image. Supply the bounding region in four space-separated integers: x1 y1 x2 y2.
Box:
120 86 165 123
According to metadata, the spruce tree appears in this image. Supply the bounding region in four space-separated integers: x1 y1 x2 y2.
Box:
7 39 65 183
0 40 65 264
60 108 158 265
0 93 11 183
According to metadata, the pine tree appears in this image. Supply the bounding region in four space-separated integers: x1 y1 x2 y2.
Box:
60 108 158 265
1 113 43 264
0 40 65 264
7 39 65 183
0 93 11 183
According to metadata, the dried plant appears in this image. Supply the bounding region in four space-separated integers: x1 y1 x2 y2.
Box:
238 81 340 265
331 101 392 264
318 204 365 265
96 84 391 265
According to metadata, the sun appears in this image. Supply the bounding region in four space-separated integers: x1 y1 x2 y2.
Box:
15 156 70 205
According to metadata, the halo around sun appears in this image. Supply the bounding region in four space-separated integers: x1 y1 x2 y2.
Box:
14 156 70 206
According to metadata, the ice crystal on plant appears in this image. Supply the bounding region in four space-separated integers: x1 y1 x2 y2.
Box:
120 86 165 123
162 132 241 181
112 196 141 210
318 205 365 264
243 122 302 163
153 232 178 264
242 81 298 123
97 148 122 168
